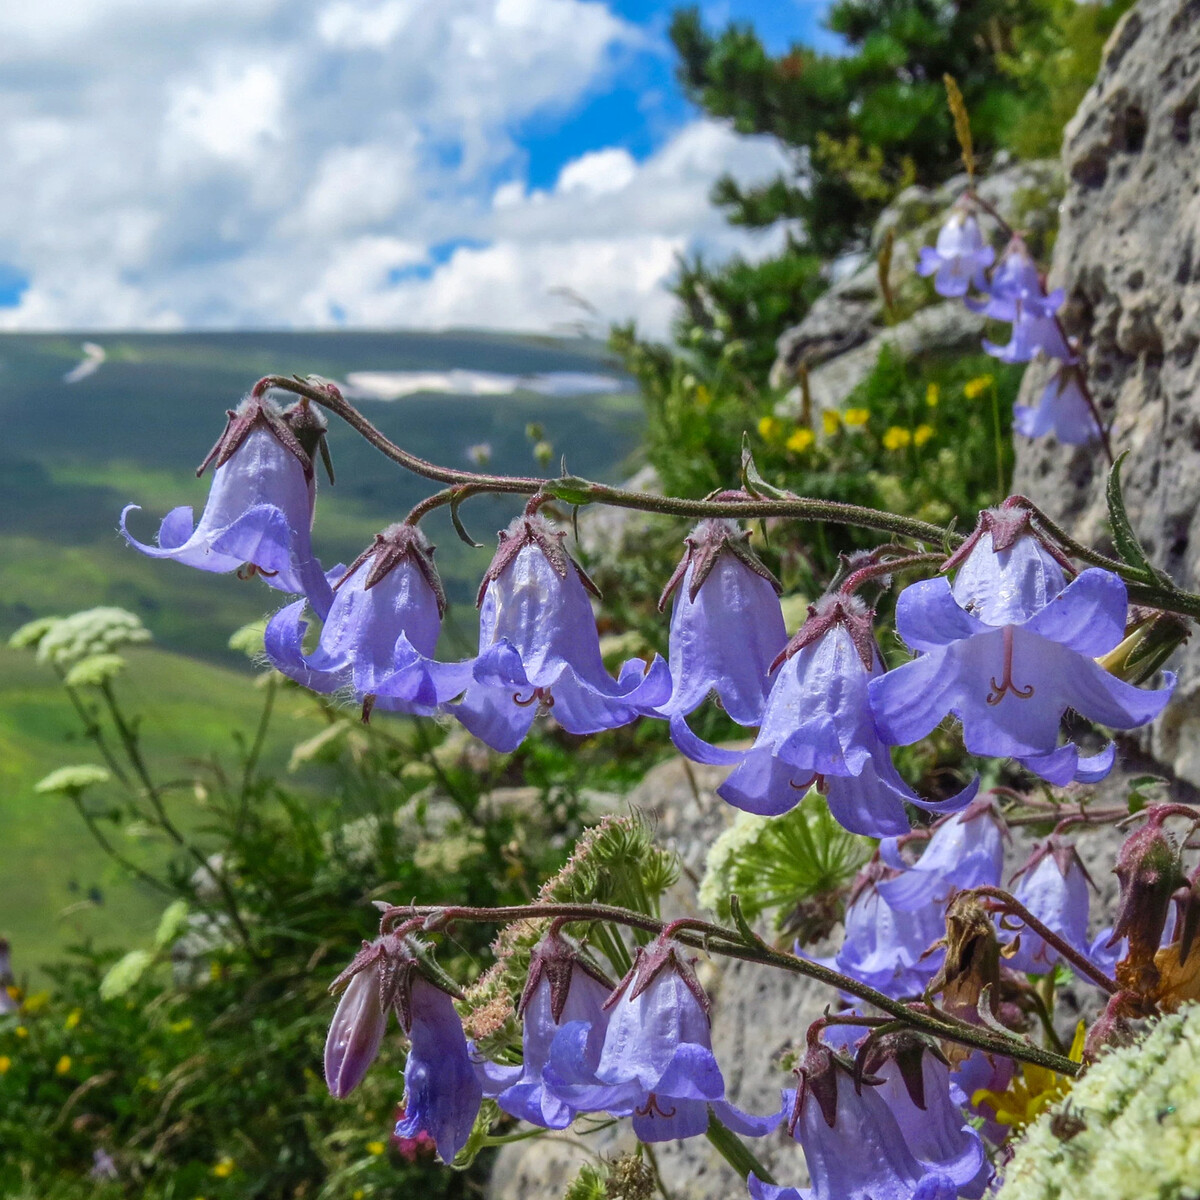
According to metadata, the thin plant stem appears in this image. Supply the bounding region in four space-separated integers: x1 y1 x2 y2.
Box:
389 901 1081 1076
990 379 1006 502
68 794 173 897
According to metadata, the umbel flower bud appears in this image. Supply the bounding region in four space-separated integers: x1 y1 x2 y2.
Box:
1108 807 1189 998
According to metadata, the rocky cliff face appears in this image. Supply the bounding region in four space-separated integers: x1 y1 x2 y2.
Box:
1012 0 1200 786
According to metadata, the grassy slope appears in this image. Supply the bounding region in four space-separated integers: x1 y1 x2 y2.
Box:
0 330 644 977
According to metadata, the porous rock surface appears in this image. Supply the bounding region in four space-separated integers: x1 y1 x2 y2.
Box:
1010 0 1200 788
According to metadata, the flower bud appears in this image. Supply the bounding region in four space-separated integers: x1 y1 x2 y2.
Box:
1095 611 1190 686
1108 809 1188 998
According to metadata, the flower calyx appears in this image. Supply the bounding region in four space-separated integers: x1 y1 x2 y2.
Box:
329 932 457 1035
658 518 781 611
605 936 710 1016
196 393 313 480
517 928 613 1024
790 1028 853 1131
282 396 335 483
942 503 1073 576
339 523 447 616
1010 835 1096 893
772 592 878 675
477 514 600 607
856 1029 946 1109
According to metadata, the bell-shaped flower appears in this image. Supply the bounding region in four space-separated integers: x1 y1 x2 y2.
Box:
869 507 1175 785
1014 366 1102 445
859 1032 992 1198
473 932 615 1130
828 859 947 999
764 1037 962 1200
1002 837 1096 974
655 519 787 762
950 1050 1016 1146
875 799 1006 912
983 307 1073 365
714 597 977 837
451 515 670 752
917 207 994 298
967 237 1061 323
265 524 472 718
396 976 484 1164
548 938 780 1143
121 394 334 617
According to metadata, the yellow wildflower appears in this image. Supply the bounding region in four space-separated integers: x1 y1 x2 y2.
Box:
0 1056 11 1074
366 1141 386 1156
821 409 841 435
963 374 994 400
926 382 940 407
64 1009 81 1031
5 986 20 1005
55 1055 71 1075
913 424 935 447
787 428 816 453
21 991 49 1015
843 408 870 428
169 1018 194 1034
694 383 711 409
15 1026 28 1039
757 415 782 441
882 426 912 451
973 1022 1085 1131
211 1158 235 1178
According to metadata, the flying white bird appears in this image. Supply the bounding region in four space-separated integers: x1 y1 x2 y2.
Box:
63 342 106 383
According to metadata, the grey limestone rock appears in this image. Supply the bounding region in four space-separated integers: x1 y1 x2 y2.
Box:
1010 0 1200 787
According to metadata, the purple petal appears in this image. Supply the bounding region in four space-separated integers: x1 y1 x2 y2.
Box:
894 577 988 651
1022 569 1127 655
718 746 812 816
669 714 745 766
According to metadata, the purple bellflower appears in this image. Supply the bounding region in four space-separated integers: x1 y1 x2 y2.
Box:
452 515 670 752
655 519 788 762
714 596 978 837
265 524 472 719
324 933 482 1163
474 932 615 1129
967 237 1072 366
121 393 334 618
869 507 1175 786
547 938 781 1143
828 858 947 999
951 1050 1016 1146
860 1033 992 1199
753 1035 963 1200
1014 365 1102 445
876 799 1006 912
917 206 994 298
1002 836 1097 974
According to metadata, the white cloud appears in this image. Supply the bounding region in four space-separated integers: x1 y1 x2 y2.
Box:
0 1 791 337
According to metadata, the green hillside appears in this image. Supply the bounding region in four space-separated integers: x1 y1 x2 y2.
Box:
0 330 644 973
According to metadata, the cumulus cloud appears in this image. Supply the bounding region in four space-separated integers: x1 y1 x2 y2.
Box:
0 0 790 335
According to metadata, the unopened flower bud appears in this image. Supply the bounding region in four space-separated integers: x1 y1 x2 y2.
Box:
1108 809 1188 998
1095 611 1190 686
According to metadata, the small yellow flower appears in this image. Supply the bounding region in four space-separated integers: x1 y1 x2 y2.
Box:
913 424 935 447
925 382 940 407
15 1026 28 1039
757 415 782 441
366 1141 386 1156
354 1192 366 1200
973 1021 1085 1131
55 1055 71 1075
64 1009 82 1031
211 1157 235 1178
882 426 912 451
169 1018 194 1034
843 408 870 428
963 374 994 400
0 1056 11 1074
786 428 816 453
5 986 20 1005
821 409 841 435
694 383 711 409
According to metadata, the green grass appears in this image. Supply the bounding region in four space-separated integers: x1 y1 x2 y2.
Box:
0 644 329 975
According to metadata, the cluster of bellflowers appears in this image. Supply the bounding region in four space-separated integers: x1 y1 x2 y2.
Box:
918 198 1102 446
118 387 1187 1196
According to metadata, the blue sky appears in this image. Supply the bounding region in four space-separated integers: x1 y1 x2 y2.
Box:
0 0 833 334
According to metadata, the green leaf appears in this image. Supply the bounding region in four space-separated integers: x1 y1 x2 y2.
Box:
740 432 792 500
545 475 595 507
153 900 190 950
1106 452 1169 584
34 764 111 796
99 949 153 1000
